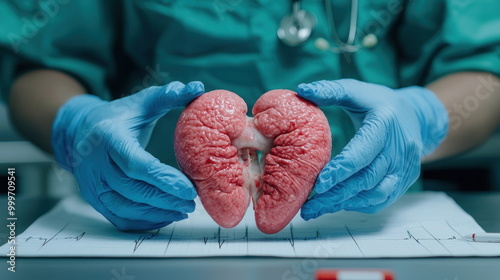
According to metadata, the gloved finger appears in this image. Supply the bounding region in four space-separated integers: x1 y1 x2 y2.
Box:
301 191 343 220
312 153 390 205
344 192 401 214
139 81 204 118
104 211 172 231
107 162 195 213
351 165 421 214
99 191 188 231
297 79 372 109
301 174 398 220
313 117 387 194
108 135 197 200
335 174 399 214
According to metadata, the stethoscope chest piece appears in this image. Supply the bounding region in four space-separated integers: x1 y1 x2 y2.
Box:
277 0 316 47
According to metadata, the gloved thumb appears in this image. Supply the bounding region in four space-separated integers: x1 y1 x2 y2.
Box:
297 79 368 110
138 81 205 118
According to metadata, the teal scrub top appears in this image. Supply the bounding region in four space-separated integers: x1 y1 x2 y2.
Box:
1 0 500 170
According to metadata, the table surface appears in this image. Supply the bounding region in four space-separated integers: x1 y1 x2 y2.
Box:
1 192 499 280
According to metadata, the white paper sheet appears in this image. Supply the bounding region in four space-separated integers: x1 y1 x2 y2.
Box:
1 192 499 258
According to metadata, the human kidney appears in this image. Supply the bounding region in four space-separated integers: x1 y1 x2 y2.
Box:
174 89 331 234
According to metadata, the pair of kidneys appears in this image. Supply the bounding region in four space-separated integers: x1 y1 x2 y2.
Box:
174 89 332 234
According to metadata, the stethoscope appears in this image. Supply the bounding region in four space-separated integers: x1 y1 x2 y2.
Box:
277 0 377 52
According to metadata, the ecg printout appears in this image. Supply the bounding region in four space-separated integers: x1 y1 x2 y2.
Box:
1 192 499 258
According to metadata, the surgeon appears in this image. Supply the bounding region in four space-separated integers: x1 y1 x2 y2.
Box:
1 1 499 230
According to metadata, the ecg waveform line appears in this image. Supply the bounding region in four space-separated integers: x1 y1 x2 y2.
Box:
343 221 470 256
20 220 467 257
23 223 86 250
133 229 160 253
203 227 226 248
194 225 321 251
24 232 86 247
345 225 364 256
163 225 175 255
125 221 464 256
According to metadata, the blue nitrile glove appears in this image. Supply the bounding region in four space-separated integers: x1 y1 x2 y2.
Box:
298 79 448 219
52 81 204 230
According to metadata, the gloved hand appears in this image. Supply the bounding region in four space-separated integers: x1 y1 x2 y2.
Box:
52 81 204 230
298 79 448 219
